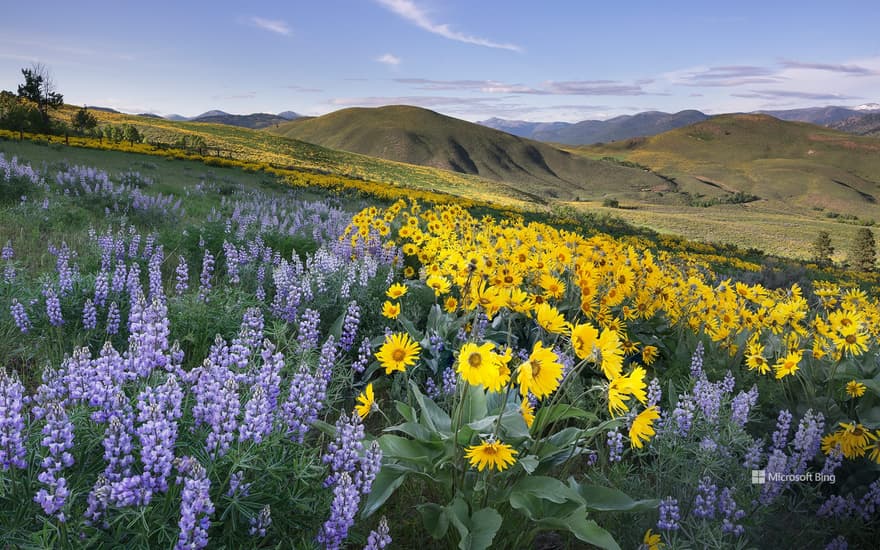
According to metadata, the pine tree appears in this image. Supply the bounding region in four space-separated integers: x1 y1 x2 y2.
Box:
849 228 876 271
810 230 834 266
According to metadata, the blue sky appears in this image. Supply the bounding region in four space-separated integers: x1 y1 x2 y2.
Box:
1 0 879 122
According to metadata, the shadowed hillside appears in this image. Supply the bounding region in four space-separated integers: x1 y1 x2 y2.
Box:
267 105 670 199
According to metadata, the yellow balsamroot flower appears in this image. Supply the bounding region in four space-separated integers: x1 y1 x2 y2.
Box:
641 345 659 366
643 528 664 550
355 383 375 419
386 283 408 299
520 397 535 429
745 341 770 375
835 325 869 357
464 438 518 472
381 301 401 319
443 296 458 313
846 380 867 399
597 328 625 380
821 422 870 459
866 431 880 463
539 273 566 300
517 341 564 399
629 406 660 449
457 342 498 387
485 347 513 393
425 274 451 296
607 366 648 416
773 350 802 379
403 266 416 278
570 322 599 361
375 332 421 374
535 302 569 335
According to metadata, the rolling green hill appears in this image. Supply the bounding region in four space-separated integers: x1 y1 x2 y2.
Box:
576 114 880 218
266 105 670 200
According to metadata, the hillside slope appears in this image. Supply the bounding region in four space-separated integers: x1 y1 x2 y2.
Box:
578 114 880 217
267 105 669 199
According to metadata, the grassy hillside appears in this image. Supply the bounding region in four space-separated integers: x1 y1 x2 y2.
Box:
191 112 293 129
577 114 880 218
266 105 670 200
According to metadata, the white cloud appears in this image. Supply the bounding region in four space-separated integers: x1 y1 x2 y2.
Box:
376 0 521 52
250 16 291 36
376 53 401 66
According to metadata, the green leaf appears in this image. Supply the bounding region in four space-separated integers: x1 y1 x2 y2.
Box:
411 381 452 432
460 508 502 550
446 497 470 540
519 454 539 474
417 503 449 539
384 421 434 441
532 404 598 433
548 508 620 550
511 475 581 504
361 468 407 518
378 434 441 466
395 401 417 423
462 386 488 424
571 482 659 512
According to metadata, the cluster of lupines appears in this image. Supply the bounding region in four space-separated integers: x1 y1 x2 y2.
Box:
34 402 75 521
0 369 27 470
174 456 214 550
280 336 336 442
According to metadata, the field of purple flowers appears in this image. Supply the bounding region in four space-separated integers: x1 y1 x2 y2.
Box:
1 140 879 549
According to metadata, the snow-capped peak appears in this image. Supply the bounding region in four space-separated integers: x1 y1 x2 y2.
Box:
854 103 880 111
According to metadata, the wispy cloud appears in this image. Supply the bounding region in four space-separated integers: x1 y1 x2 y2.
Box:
284 84 324 93
395 78 656 96
779 59 878 76
329 95 500 108
676 65 782 87
376 53 401 66
375 0 521 52
250 16 291 36
732 90 861 101
211 91 257 101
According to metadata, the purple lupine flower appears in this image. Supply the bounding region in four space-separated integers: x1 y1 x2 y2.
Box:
101 395 136 483
249 504 272 537
229 307 264 371
126 262 141 297
54 243 76 296
317 472 360 550
82 298 98 330
817 494 856 519
339 301 361 352
693 377 722 424
10 299 30 333
223 241 240 284
198 249 215 302
323 412 365 488
363 516 392 550
2 241 15 283
720 371 736 394
0 241 12 261
106 301 121 335
239 386 272 444
0 369 28 470
44 285 64 326
142 233 155 261
657 497 680 531
742 439 763 469
131 375 184 500
255 264 266 302
693 477 717 519
730 385 759 427
128 232 141 259
607 429 623 462
174 456 214 550
126 296 171 379
351 336 372 374
857 479 880 520
280 363 328 443
669 395 695 437
690 341 705 379
31 366 68 420
297 308 321 351
204 374 240 459
699 437 718 453
771 409 792 451
646 378 662 408
354 441 383 495
825 536 848 550
111 261 127 293
84 475 111 527
442 367 457 397
822 446 843 477
789 410 825 476
717 487 745 536
257 339 284 411
759 448 788 505
147 245 164 300
34 402 75 521
227 470 252 498
94 270 109 307
174 255 189 295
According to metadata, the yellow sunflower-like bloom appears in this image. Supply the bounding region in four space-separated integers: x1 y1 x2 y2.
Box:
355 383 375 419
570 322 599 361
457 342 497 387
745 341 770 375
846 380 867 399
517 341 564 399
773 350 802 379
425 275 451 296
376 332 421 374
464 439 518 472
381 301 401 319
386 282 408 299
822 422 870 459
485 347 512 393
597 328 624 380
629 406 660 449
607 366 647 416
643 528 664 550
520 397 535 429
535 302 569 335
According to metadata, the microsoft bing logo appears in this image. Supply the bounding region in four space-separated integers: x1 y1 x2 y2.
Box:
751 470 766 484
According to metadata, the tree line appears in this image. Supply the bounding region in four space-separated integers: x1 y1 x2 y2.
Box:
811 228 877 271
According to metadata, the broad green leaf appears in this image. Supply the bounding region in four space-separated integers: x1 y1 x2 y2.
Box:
379 434 441 466
467 415 499 432
395 401 417 423
532 404 598 433
361 468 406 518
446 497 470 540
571 481 659 512
540 507 621 550
511 475 581 504
384 421 434 441
411 381 452 432
462 386 488 424
417 503 449 539
460 507 502 550
519 454 539 474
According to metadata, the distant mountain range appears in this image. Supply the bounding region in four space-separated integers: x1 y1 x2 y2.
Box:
118 109 304 129
479 104 880 145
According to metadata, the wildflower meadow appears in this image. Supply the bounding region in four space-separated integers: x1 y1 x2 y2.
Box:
2 139 880 549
